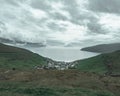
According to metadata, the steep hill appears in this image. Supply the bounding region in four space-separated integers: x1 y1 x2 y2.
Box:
0 43 47 70
81 43 120 53
76 50 120 75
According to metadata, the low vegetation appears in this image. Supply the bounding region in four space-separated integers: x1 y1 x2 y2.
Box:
0 43 47 70
0 43 119 96
76 50 120 75
0 70 119 96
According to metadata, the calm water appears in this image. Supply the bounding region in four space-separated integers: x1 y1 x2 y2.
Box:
26 47 99 62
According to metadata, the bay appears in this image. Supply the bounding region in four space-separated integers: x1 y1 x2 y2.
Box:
27 47 99 62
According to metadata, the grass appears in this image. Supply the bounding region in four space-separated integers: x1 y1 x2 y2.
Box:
0 88 114 96
0 81 115 96
75 55 107 73
0 43 119 96
76 50 120 74
0 70 120 96
0 43 48 70
0 53 47 70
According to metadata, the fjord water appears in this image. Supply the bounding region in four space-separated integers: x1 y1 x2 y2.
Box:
27 47 99 62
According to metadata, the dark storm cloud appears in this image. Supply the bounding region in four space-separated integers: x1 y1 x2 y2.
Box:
89 0 120 14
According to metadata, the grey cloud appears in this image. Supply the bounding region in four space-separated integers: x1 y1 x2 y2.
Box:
0 0 18 6
58 0 99 29
86 17 107 34
49 12 68 21
87 22 105 34
0 0 119 46
89 0 120 14
69 13 98 26
47 22 66 31
31 0 89 26
0 21 6 34
61 0 108 35
61 0 105 35
30 0 52 11
62 0 82 24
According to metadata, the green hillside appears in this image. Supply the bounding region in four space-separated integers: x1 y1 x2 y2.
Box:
0 43 119 96
0 43 47 70
76 50 120 75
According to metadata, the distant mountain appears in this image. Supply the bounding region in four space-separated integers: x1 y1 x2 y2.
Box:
76 50 120 75
81 43 120 53
0 43 48 70
0 37 13 44
64 42 82 47
46 40 64 46
0 37 46 47
23 42 46 47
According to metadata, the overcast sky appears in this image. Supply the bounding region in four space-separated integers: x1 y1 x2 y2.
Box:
0 0 120 47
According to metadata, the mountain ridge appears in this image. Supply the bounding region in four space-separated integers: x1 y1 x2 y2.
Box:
0 37 46 47
81 43 120 53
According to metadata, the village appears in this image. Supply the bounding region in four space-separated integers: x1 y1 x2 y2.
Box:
34 59 78 70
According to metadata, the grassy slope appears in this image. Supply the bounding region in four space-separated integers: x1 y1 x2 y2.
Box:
0 43 119 96
0 43 47 70
76 50 120 74
0 86 114 96
0 70 119 96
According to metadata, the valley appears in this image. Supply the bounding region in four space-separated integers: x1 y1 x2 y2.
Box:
0 43 120 96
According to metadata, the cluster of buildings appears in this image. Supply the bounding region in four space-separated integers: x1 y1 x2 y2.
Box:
34 59 78 70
